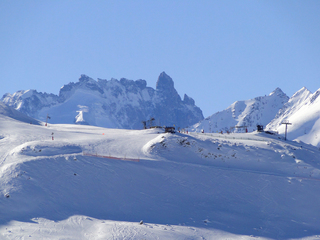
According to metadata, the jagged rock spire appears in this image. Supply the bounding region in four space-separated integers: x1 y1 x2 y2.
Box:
156 72 174 91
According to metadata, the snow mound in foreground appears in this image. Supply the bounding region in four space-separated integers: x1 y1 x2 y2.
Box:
12 142 82 157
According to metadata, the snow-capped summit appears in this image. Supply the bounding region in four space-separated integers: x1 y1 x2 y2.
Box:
269 87 286 97
191 88 289 133
183 94 195 105
1 72 204 129
267 87 312 129
156 72 174 90
154 72 181 104
58 75 105 102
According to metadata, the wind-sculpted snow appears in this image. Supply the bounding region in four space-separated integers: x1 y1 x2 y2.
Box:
1 118 320 239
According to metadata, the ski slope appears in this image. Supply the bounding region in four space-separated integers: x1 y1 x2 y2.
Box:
1 115 320 239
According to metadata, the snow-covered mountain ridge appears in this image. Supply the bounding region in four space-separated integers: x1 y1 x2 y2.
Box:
192 86 320 147
1 72 203 129
192 87 289 133
266 87 320 146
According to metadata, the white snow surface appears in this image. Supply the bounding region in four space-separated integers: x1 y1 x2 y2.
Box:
1 114 320 239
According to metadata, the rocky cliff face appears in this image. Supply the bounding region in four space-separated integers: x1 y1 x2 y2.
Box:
1 72 204 129
153 72 203 128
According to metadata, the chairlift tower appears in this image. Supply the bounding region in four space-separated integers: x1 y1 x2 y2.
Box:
281 120 292 141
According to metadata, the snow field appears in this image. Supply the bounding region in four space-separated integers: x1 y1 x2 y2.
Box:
1 116 320 239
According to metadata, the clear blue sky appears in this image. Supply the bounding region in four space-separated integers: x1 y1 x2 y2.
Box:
1 0 320 117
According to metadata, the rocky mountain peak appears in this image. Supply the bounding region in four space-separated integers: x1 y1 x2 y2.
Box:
79 74 94 83
135 79 147 89
269 87 285 96
288 87 312 104
59 75 104 101
156 72 174 91
183 94 195 106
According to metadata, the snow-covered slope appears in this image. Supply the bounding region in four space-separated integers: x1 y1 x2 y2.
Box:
1 72 203 129
0 101 41 125
1 115 320 239
191 88 289 133
266 87 320 147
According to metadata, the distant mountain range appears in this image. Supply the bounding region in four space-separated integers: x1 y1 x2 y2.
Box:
1 72 203 129
1 73 320 147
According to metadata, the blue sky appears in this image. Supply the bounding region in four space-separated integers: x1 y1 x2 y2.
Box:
1 0 320 117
